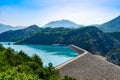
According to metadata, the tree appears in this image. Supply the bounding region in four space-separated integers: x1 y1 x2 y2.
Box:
0 44 5 51
32 54 43 67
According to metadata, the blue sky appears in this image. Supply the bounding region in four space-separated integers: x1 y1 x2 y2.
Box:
0 0 120 26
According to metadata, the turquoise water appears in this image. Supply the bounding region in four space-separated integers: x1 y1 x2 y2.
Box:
0 42 78 66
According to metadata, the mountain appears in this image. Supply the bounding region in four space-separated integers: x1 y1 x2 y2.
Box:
99 16 120 32
43 19 82 28
0 24 14 33
0 23 26 33
0 25 41 42
57 45 120 80
107 32 120 42
17 26 120 65
17 26 119 56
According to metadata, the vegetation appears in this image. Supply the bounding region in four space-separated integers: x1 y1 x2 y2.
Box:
99 16 120 32
17 26 119 55
16 26 120 66
0 44 75 80
0 25 120 68
107 47 120 66
0 25 41 42
107 32 120 42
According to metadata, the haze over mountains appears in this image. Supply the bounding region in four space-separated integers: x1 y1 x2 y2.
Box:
1 15 120 33
43 19 82 28
0 23 26 33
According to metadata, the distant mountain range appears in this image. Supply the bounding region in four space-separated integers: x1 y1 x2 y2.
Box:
43 16 120 32
43 19 83 28
99 16 120 32
0 23 26 33
1 15 120 33
0 25 41 42
1 15 120 66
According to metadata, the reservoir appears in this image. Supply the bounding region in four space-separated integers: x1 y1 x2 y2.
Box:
0 42 78 66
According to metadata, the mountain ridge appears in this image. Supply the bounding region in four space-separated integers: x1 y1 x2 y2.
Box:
17 26 120 55
0 23 26 33
43 19 82 28
0 25 41 42
99 15 120 32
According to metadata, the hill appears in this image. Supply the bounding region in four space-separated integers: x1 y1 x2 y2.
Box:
0 25 41 42
0 44 74 80
43 19 82 28
0 23 25 33
99 16 120 32
57 45 120 80
107 32 120 42
17 26 119 56
17 26 120 66
16 27 72 45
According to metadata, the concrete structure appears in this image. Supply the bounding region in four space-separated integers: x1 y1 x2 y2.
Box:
56 45 120 80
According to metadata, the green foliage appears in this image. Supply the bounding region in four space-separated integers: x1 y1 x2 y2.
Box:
32 54 43 67
107 32 120 42
63 76 76 80
18 26 118 55
16 26 120 66
0 25 41 42
0 67 40 80
0 44 75 80
107 47 120 66
0 44 5 51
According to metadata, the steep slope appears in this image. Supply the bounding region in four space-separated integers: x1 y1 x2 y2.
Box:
43 19 82 28
0 25 41 42
57 45 120 80
0 23 25 33
62 26 119 55
107 32 120 42
17 27 72 45
17 26 119 56
99 16 120 32
106 32 120 66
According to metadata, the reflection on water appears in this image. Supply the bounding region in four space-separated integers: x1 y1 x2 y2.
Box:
0 42 78 66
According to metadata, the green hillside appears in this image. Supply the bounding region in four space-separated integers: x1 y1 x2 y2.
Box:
99 16 120 32
17 26 119 55
0 44 75 80
0 25 41 42
107 32 120 42
17 26 120 66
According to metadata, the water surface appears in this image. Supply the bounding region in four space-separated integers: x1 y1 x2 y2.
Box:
0 42 78 66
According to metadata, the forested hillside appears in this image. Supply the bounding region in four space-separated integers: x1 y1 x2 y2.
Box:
0 25 41 42
1 25 120 67
17 26 119 55
107 32 120 42
17 26 120 66
0 44 75 80
99 16 120 32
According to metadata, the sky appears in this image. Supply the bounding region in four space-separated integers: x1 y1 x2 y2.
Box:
0 0 120 27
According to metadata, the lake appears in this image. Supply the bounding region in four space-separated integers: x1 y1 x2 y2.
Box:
0 42 78 66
